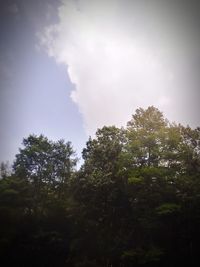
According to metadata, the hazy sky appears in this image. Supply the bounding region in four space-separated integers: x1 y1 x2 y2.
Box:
0 0 200 164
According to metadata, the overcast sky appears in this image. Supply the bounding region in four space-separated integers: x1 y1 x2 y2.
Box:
0 0 200 164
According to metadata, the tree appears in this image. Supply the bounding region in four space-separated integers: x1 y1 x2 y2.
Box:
70 126 131 266
13 134 77 214
13 134 76 185
125 107 200 266
82 126 126 173
127 106 168 167
0 135 77 266
1 107 200 266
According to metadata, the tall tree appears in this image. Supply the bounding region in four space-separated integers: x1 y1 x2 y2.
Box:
70 126 131 266
127 106 168 167
13 134 77 213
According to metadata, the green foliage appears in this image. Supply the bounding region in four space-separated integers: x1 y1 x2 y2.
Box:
128 176 144 184
155 203 181 215
1 107 200 266
13 134 76 185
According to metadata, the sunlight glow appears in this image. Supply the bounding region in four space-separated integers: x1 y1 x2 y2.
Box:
40 0 175 134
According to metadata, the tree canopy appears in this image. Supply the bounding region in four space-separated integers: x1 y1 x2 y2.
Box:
0 106 200 266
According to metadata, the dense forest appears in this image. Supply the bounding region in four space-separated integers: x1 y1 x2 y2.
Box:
0 106 200 267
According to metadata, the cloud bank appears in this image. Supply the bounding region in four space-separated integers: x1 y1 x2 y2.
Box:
40 0 199 134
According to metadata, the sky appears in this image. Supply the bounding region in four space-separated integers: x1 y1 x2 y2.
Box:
0 0 200 165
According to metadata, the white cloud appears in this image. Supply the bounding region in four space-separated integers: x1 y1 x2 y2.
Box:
40 0 178 134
